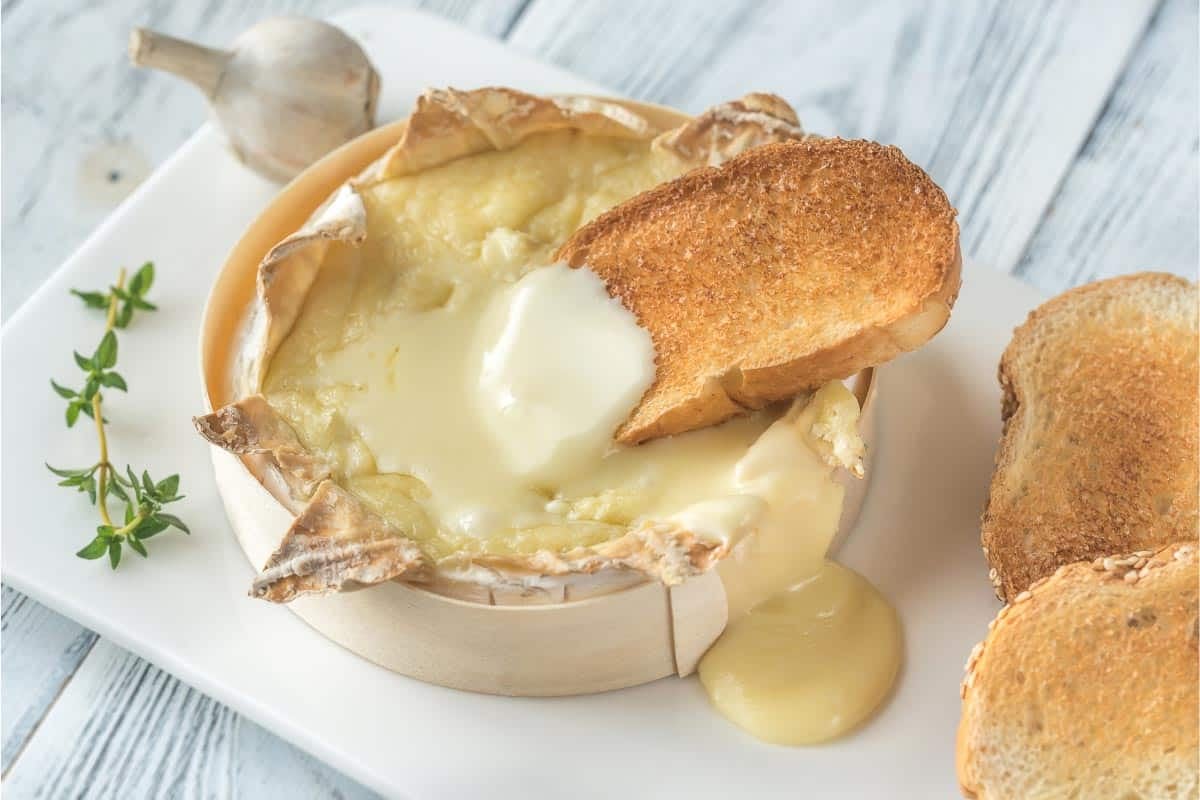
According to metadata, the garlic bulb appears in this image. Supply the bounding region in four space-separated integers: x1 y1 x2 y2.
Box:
129 17 380 182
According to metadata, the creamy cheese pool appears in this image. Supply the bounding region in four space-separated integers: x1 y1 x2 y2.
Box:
260 129 848 562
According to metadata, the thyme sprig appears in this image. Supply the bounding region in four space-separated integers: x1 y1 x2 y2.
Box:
47 262 189 569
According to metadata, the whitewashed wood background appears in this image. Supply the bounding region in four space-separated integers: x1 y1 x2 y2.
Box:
2 0 1196 797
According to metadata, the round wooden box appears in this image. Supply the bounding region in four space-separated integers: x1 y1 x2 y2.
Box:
199 98 878 696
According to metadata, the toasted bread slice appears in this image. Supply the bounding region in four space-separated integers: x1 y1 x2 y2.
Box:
554 138 960 444
957 541 1198 800
981 273 1199 601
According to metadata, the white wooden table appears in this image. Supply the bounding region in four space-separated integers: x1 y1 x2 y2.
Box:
2 0 1195 796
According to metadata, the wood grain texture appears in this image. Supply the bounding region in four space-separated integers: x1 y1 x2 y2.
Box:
1015 0 1199 292
509 0 1158 274
1 639 377 800
1 588 97 776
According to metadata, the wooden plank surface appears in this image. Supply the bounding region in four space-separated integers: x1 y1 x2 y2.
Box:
2 640 376 799
1015 0 1199 292
2 0 1195 797
1 588 97 775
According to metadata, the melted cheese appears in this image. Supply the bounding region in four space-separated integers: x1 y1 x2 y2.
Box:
475 264 656 486
714 383 854 619
694 383 902 746
699 562 903 745
261 130 847 561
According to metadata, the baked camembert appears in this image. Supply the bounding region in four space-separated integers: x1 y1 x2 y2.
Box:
197 87 864 601
195 87 950 744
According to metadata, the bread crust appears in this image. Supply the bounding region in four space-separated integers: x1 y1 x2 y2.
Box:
555 138 961 444
981 272 1199 601
957 541 1199 800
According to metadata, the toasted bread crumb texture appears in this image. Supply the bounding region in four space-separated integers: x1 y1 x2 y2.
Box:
958 542 1199 800
982 273 1199 601
555 138 960 444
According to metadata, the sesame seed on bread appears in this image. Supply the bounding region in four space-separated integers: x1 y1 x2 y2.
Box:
981 272 1199 602
957 541 1199 800
554 137 961 444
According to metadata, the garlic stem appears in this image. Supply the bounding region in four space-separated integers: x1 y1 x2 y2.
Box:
128 28 228 98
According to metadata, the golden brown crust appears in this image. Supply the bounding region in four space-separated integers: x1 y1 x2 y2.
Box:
957 541 1199 800
981 272 1199 601
555 137 961 444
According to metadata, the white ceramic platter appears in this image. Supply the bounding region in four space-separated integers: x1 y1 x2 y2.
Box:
2 7 1038 798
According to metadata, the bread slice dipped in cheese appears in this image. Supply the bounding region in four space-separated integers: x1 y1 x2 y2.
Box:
556 137 961 443
958 541 1198 800
981 272 1199 601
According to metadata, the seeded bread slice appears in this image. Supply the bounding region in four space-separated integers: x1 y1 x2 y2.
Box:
981 273 1199 601
554 138 960 444
957 541 1198 800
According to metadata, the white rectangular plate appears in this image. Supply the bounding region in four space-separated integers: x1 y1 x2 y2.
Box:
2 7 1043 798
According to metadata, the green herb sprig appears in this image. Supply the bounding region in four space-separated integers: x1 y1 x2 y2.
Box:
47 262 189 569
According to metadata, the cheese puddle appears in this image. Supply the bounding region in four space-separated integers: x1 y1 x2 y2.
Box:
691 380 902 746
700 561 903 745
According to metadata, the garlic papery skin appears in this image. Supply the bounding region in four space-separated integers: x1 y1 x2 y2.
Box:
129 17 380 182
